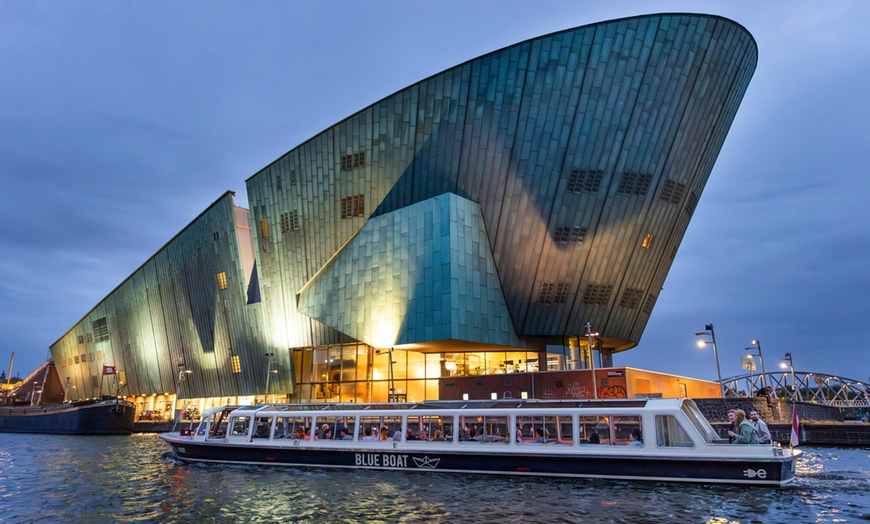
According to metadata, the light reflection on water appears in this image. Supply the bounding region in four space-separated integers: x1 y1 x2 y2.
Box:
0 434 867 523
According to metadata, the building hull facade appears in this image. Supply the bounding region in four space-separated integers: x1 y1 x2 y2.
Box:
50 14 756 410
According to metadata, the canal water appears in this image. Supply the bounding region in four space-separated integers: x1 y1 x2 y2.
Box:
0 433 868 523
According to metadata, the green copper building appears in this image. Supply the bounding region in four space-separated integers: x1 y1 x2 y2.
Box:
50 13 757 415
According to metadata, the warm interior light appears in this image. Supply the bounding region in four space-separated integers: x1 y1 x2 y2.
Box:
444 362 457 371
490 392 498 400
462 393 469 400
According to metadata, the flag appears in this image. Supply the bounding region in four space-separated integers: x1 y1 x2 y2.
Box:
790 406 799 447
103 365 116 375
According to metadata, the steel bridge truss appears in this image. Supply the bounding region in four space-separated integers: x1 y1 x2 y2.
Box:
722 371 870 408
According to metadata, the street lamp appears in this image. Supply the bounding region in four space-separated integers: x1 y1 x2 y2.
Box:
585 322 599 399
780 352 800 401
172 365 193 432
264 352 278 404
695 323 723 398
745 339 767 390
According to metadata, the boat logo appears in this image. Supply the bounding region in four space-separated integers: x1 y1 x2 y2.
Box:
742 468 767 479
412 456 441 469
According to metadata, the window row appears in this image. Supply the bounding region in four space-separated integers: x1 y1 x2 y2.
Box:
213 412 693 449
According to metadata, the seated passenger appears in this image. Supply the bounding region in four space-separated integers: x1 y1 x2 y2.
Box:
587 432 601 444
628 428 643 447
432 429 446 441
459 427 472 441
323 429 333 440
360 428 378 441
727 409 759 444
405 428 418 440
339 428 353 440
516 428 524 443
536 428 546 443
380 427 390 441
417 430 427 441
295 427 306 440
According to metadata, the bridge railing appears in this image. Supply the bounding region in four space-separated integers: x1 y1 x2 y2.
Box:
721 372 870 409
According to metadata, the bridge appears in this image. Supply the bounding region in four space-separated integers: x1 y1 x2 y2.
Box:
721 371 870 409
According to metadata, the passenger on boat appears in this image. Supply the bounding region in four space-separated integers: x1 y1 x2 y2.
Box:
460 427 472 441
360 428 377 441
323 428 333 440
380 427 390 441
433 429 446 441
727 409 759 444
628 429 643 447
339 428 352 440
417 429 427 441
749 411 772 444
295 427 306 440
726 409 737 442
587 432 601 444
405 428 418 440
515 428 524 442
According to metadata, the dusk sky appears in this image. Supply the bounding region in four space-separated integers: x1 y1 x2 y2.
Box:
2 1 869 386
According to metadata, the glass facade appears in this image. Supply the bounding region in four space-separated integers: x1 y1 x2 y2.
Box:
289 343 600 404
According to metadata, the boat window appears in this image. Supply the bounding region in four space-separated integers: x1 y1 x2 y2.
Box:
516 415 572 444
274 416 309 439
207 411 230 439
655 415 694 448
358 415 401 442
404 415 454 442
231 416 251 436
611 416 643 446
580 416 610 444
458 415 509 444
252 416 273 439
312 416 356 440
680 399 719 444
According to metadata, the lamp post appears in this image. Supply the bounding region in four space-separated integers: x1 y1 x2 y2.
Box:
264 352 276 404
745 339 767 389
585 322 598 400
376 348 397 401
781 352 800 401
695 324 723 398
172 365 193 432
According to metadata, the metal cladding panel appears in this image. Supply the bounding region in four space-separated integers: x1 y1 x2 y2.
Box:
246 15 755 354
49 194 283 400
297 193 519 348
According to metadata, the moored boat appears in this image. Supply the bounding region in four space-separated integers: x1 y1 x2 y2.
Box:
159 398 800 486
0 397 136 435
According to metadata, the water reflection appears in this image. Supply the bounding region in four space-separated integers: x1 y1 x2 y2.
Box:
0 434 867 523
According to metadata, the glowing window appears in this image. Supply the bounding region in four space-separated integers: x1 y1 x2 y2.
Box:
217 272 228 290
642 233 655 249
231 355 242 374
260 219 269 238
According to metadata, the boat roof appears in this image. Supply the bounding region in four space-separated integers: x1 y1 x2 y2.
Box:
208 398 687 416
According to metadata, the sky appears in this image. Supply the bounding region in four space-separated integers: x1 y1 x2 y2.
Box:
2 1 869 386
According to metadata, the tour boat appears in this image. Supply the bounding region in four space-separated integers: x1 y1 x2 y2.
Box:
159 398 800 486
